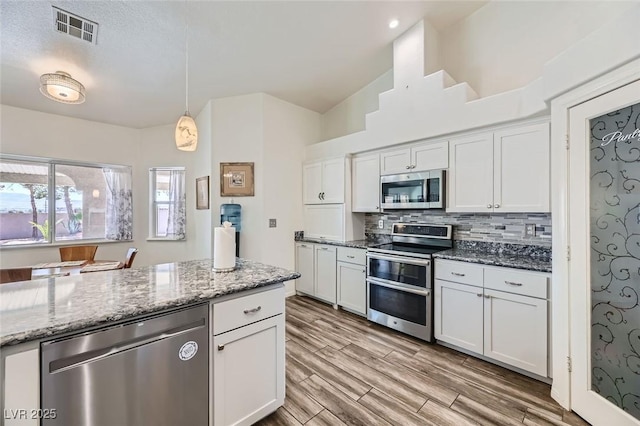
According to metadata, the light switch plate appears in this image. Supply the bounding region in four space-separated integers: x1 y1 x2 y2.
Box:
269 219 277 228
525 223 536 237
378 219 384 229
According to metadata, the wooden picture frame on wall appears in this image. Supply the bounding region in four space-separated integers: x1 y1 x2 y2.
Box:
196 176 210 209
220 162 255 197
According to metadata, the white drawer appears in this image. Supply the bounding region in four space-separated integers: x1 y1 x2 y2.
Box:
435 259 483 286
337 246 366 265
484 267 548 299
212 286 285 335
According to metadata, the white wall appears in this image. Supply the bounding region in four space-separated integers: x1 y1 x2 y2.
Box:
209 93 320 295
320 70 392 141
0 104 212 268
262 94 321 295
319 2 636 143
136 120 212 266
440 1 636 98
0 105 141 267
210 94 265 262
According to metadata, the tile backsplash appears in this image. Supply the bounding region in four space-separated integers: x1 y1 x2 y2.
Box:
365 211 551 247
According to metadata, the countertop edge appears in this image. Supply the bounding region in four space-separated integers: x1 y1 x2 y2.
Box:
0 272 299 348
432 253 552 273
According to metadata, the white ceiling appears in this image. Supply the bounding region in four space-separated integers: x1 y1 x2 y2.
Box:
0 1 487 129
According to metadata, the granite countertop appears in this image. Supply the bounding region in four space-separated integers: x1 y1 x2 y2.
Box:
433 248 552 273
0 258 299 347
295 238 380 249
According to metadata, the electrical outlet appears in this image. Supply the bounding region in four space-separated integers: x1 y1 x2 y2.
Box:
525 223 536 237
269 219 277 228
378 219 384 229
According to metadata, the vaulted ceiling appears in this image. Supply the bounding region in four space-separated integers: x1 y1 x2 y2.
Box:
0 1 487 129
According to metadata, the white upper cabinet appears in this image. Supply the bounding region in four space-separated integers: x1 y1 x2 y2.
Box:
380 148 411 175
448 132 494 212
493 123 550 212
352 153 380 212
448 121 550 213
380 141 448 175
303 158 345 204
411 141 449 172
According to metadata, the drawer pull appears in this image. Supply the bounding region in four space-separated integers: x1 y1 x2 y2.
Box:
300 244 307 248
243 306 262 314
320 247 329 251
346 255 355 259
505 281 523 286
451 272 465 277
218 344 225 351
484 295 491 299
476 293 482 297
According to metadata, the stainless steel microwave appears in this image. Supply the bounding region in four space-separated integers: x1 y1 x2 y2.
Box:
380 170 445 210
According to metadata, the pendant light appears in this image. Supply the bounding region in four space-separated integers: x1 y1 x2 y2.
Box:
175 4 197 152
39 71 85 104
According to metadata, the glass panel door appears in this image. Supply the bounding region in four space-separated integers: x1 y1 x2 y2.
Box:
589 100 640 421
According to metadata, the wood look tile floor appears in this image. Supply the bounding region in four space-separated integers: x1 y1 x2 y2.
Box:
256 296 591 426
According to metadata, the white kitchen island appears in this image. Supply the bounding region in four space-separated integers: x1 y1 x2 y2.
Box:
0 258 298 426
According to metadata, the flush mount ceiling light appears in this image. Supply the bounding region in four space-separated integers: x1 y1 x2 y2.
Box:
39 71 86 104
175 3 197 152
389 19 399 29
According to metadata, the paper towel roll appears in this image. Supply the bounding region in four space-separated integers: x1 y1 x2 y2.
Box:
214 222 236 271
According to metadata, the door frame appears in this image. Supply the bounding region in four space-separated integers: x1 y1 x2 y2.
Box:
549 58 640 410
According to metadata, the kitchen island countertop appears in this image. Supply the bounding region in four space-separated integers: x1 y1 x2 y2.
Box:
0 258 299 347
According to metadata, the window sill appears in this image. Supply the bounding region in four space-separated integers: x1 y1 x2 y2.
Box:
146 237 186 242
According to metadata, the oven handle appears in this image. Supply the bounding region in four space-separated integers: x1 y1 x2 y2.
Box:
366 252 431 267
367 278 431 296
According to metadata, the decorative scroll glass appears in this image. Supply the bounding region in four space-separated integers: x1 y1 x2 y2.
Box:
589 101 640 420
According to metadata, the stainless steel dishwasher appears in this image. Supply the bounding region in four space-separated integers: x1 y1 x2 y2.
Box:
41 304 209 426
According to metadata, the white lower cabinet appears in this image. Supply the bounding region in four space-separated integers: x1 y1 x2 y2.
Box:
211 287 285 426
434 259 549 378
434 280 483 353
295 242 337 305
2 344 40 426
336 247 367 316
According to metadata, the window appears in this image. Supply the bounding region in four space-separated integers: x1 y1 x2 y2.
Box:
0 155 132 246
149 168 186 240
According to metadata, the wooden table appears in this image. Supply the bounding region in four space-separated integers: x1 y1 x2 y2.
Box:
32 260 124 279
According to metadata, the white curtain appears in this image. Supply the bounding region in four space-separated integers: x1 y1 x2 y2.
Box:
165 169 186 240
103 167 133 240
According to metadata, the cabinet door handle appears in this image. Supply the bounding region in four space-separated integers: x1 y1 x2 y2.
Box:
451 272 465 277
476 293 482 297
505 280 523 286
318 192 322 200
321 192 325 200
487 204 492 209
218 344 225 351
494 203 500 208
484 295 491 299
411 165 416 169
243 306 262 314
405 165 411 169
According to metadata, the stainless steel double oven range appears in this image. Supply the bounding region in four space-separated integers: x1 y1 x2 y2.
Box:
366 223 452 342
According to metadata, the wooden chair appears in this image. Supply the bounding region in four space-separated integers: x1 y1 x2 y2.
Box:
124 248 138 269
0 267 32 284
59 245 98 262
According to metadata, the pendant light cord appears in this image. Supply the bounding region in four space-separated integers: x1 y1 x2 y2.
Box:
185 0 189 113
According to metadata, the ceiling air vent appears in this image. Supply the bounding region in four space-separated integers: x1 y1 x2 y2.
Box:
52 7 98 45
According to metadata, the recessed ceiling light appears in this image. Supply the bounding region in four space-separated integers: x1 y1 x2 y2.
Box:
389 19 399 29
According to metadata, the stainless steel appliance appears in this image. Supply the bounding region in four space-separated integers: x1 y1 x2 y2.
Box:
367 223 452 342
41 304 209 426
380 170 445 210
